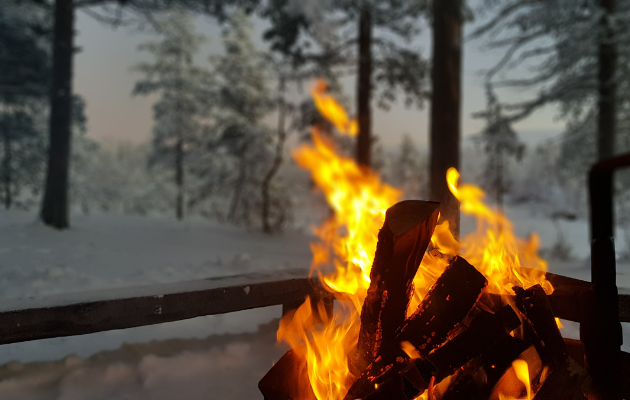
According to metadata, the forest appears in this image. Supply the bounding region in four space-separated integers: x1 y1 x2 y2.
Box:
3 0 628 248
2 0 630 399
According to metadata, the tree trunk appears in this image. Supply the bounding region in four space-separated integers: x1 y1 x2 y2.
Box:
2 130 11 209
175 136 184 220
262 77 287 234
598 0 616 161
356 5 372 168
429 0 462 239
41 0 74 229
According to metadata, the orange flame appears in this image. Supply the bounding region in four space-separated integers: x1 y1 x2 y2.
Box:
280 127 400 399
498 360 532 400
555 317 564 329
311 79 358 137
277 80 553 400
431 168 553 296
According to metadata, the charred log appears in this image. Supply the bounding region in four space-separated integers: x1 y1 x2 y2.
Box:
531 356 590 400
397 256 488 353
258 348 316 400
345 256 487 400
513 284 566 367
426 305 521 378
351 200 440 375
439 337 530 400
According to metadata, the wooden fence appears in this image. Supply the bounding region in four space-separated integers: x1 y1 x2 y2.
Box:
0 268 628 346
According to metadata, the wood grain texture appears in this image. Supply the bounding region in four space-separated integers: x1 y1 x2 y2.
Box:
0 267 627 348
353 200 440 375
0 269 327 345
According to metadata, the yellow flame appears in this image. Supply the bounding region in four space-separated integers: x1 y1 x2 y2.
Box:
431 168 553 296
400 340 422 360
499 360 532 400
311 79 358 137
555 317 564 329
279 125 400 399
276 80 553 400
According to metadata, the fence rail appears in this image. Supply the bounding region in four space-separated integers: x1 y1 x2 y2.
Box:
0 269 328 345
0 268 627 346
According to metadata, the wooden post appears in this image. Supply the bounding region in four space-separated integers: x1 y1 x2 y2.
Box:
584 154 629 400
429 0 462 239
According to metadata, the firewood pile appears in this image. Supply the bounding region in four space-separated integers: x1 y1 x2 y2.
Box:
259 201 589 400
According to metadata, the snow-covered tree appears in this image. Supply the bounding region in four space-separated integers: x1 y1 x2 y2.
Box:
471 0 630 189
262 0 430 168
0 2 86 210
70 140 174 215
387 133 425 200
0 106 47 209
473 84 524 211
132 10 211 220
206 10 277 225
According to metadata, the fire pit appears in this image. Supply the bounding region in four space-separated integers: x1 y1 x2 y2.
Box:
258 86 628 400
260 199 588 400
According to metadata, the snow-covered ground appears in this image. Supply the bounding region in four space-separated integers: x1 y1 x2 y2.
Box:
0 319 288 400
0 206 628 399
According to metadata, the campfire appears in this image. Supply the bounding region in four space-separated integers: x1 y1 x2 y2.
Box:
259 82 587 400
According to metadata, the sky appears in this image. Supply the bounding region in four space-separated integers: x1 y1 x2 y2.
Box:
73 5 565 150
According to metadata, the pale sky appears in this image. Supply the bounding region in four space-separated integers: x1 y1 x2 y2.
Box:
73 6 564 150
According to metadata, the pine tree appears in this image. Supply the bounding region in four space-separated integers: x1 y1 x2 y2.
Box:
391 133 425 200
31 0 261 229
262 0 430 168
474 84 524 211
208 10 274 224
132 10 211 220
0 1 50 209
471 0 626 179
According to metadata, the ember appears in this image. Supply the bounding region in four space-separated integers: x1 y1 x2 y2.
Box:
259 81 580 400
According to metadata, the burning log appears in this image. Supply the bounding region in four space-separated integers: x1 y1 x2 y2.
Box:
259 196 596 400
345 256 487 400
351 200 440 375
426 305 521 378
397 256 488 354
260 200 440 400
489 345 545 400
531 356 590 400
258 348 316 400
513 284 567 367
366 375 407 400
439 337 531 400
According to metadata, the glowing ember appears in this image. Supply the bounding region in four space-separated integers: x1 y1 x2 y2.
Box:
277 80 553 400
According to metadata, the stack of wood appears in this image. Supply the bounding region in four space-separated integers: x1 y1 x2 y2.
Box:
259 201 588 400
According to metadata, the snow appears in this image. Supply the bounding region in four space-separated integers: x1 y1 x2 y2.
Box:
0 319 288 400
0 209 312 362
0 210 313 299
0 206 628 398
